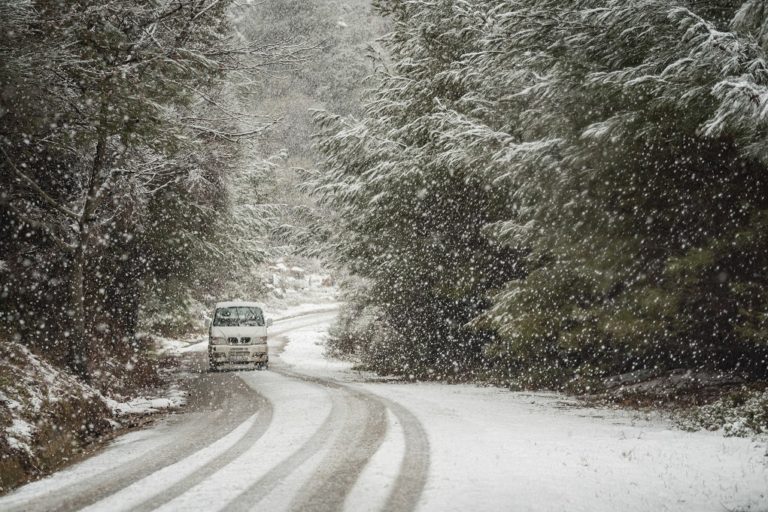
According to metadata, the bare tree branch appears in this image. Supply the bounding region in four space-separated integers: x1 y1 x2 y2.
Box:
0 144 80 221
0 198 76 252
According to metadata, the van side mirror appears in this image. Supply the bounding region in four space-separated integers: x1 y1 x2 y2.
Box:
204 318 211 328
266 318 273 328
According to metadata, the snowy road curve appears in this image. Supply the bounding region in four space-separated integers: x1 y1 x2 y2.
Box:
0 312 430 512
1 310 766 512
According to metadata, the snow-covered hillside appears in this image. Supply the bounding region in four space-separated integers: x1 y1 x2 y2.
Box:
0 343 185 492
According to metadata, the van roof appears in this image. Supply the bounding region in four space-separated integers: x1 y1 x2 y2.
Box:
214 301 265 309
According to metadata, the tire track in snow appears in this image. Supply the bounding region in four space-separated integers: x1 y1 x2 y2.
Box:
263 367 429 512
283 371 388 512
267 315 430 512
245 313 429 512
135 311 340 512
222 378 346 512
291 371 430 512
378 397 429 512
98 390 274 512
121 313 338 512
0 372 264 512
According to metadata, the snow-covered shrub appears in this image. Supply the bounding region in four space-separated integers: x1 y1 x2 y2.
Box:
678 389 768 437
327 301 384 359
0 342 113 492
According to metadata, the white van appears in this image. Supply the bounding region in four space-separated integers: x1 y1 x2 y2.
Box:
207 301 273 371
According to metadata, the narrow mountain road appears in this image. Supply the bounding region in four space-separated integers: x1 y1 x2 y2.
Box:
1 310 766 512
0 311 430 512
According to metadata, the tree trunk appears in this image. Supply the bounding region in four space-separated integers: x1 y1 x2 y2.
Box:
68 244 90 381
66 122 108 382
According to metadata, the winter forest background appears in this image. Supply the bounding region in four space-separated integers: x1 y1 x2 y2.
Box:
320 0 768 391
0 0 383 388
2 0 768 446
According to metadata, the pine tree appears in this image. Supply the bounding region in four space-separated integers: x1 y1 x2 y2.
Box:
315 0 521 378
317 0 768 387
477 0 768 387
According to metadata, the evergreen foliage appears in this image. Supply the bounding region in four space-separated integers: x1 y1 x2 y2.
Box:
314 0 523 378
230 0 387 261
316 0 768 387
0 0 287 381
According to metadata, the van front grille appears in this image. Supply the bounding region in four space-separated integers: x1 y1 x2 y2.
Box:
227 337 238 344
241 337 251 344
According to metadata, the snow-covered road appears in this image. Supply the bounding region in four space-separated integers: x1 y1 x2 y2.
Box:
1 310 766 512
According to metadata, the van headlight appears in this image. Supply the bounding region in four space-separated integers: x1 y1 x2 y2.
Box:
210 336 226 345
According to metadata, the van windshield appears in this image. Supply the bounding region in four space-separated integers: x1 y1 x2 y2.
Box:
213 307 264 327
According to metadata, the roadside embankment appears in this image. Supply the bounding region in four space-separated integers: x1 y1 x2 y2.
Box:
0 342 185 493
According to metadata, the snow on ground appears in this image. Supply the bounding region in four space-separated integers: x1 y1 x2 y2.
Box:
152 371 335 512
0 343 108 460
361 383 768 512
343 408 405 512
151 334 200 354
278 319 351 374
0 417 188 508
4 308 766 511
0 341 188 493
280 316 768 512
80 413 262 512
103 385 187 416
268 301 343 321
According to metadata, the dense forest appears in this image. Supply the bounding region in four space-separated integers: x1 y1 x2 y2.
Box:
0 0 391 385
0 0 341 388
2 0 767 396
0 0 383 489
2 0 240 384
318 0 768 391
